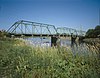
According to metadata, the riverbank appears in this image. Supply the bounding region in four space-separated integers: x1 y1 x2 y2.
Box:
0 38 100 78
83 38 100 43
83 38 100 48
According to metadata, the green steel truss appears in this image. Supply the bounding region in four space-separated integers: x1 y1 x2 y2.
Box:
7 20 86 36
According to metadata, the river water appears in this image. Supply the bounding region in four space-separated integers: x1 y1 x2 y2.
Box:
24 37 71 47
24 37 99 56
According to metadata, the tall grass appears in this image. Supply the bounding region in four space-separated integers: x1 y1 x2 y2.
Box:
0 38 100 78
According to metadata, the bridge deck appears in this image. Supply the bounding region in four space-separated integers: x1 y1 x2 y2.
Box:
9 33 71 37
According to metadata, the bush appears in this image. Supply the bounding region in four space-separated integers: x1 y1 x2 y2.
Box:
0 39 100 78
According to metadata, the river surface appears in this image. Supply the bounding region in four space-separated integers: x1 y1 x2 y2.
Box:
24 37 99 56
24 37 71 47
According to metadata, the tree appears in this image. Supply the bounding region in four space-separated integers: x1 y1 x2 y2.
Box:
85 25 100 38
95 25 100 30
86 29 94 38
94 25 100 37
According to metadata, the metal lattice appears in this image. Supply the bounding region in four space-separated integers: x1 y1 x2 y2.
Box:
7 20 86 36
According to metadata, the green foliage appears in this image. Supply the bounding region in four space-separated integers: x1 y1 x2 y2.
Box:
95 25 100 30
0 39 100 78
0 30 8 38
86 25 100 38
86 29 94 37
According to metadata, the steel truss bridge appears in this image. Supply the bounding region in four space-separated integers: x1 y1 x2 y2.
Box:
7 20 86 37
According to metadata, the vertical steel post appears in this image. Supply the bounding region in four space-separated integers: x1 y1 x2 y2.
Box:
32 23 34 34
21 23 23 34
40 24 42 35
25 24 26 34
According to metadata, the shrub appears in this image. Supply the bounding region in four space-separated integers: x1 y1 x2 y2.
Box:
0 39 100 78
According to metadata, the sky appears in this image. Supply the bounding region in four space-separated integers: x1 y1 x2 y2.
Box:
0 0 100 31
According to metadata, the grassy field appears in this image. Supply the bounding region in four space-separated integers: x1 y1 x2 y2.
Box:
0 38 100 78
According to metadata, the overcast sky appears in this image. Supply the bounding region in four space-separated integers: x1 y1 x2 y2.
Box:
0 0 100 31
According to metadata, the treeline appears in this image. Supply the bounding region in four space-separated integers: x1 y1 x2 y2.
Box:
85 25 100 38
